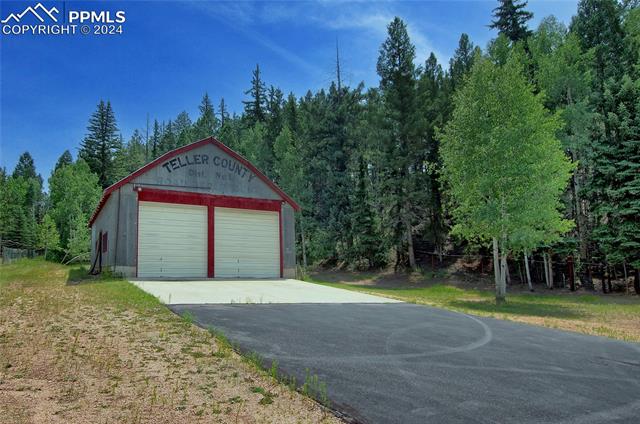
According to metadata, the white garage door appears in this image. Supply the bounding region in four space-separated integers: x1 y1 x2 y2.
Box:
138 201 207 278
215 207 280 278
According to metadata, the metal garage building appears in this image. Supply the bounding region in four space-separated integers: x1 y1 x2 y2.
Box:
88 137 300 279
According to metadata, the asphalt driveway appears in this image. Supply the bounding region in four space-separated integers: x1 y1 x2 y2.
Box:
170 302 640 424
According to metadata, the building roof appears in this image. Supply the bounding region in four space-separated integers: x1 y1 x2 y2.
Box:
88 137 301 227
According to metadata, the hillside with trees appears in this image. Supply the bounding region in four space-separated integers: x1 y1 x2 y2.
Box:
1 0 639 300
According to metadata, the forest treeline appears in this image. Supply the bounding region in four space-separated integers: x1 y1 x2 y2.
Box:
1 0 639 296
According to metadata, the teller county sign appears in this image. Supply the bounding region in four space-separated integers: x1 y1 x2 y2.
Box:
161 153 257 183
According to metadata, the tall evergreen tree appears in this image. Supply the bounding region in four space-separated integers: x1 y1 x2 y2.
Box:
243 64 267 125
12 152 37 180
0 176 29 247
350 158 385 268
174 111 193 147
159 120 177 153
55 150 73 170
490 0 534 42
588 74 640 271
375 17 422 270
79 100 120 188
418 52 449 261
150 119 161 159
218 98 229 128
571 0 628 95
10 152 43 247
449 34 477 90
193 93 217 140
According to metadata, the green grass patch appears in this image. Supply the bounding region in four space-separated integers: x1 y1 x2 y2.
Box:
309 279 640 342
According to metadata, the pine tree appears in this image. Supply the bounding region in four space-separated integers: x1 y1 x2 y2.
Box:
571 0 627 96
55 150 73 170
0 177 28 247
218 98 229 128
160 120 177 153
150 120 161 158
174 111 193 147
588 75 640 270
375 17 422 270
418 52 449 261
489 0 534 42
79 100 120 188
449 34 476 90
283 93 299 135
350 158 384 268
11 152 44 247
12 152 37 179
193 93 217 140
243 64 267 125
263 86 285 175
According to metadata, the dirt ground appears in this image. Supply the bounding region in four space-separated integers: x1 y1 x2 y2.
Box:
0 261 340 424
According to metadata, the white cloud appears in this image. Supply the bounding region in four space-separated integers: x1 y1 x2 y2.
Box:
184 1 447 80
186 2 320 77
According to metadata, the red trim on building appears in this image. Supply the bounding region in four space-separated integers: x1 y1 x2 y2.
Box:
279 210 284 278
136 187 284 279
138 188 282 211
88 137 299 227
207 206 215 278
135 191 140 278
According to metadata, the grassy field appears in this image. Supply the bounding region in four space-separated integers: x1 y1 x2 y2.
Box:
0 259 338 424
308 274 640 343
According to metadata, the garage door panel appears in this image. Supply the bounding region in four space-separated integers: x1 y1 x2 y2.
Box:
215 207 280 278
138 201 207 278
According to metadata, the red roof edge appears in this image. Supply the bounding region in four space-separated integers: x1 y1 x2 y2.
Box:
88 137 301 227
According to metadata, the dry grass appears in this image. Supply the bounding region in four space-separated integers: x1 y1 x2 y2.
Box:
0 259 340 424
309 274 640 343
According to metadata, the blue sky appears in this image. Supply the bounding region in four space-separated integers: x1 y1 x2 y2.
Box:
1 0 578 189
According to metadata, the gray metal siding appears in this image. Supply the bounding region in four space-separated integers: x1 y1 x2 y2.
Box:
132 144 280 200
91 142 298 278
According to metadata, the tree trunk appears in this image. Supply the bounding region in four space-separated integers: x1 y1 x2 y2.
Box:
492 238 501 294
634 269 640 296
547 253 554 289
543 254 550 289
584 266 594 291
623 261 628 295
497 253 507 303
404 213 416 271
601 265 607 294
524 251 533 291
568 256 575 292
505 260 511 285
